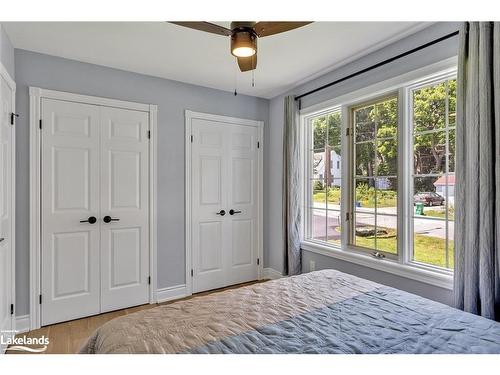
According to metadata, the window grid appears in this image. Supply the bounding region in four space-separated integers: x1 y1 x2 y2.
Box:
306 110 343 246
411 78 456 270
352 97 398 255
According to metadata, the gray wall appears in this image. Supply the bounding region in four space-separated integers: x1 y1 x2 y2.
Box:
14 49 269 316
0 24 15 78
302 251 453 305
264 22 460 305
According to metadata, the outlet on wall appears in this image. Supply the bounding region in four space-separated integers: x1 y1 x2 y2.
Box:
309 260 316 272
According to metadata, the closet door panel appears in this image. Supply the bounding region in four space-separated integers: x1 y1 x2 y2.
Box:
226 124 259 285
40 99 101 326
191 119 228 293
100 106 149 312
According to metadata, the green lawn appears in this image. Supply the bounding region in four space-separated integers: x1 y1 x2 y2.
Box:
313 192 341 205
314 187 454 268
419 207 455 221
352 227 454 269
313 192 396 208
355 197 397 209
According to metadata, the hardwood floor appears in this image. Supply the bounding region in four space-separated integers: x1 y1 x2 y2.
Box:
6 279 266 354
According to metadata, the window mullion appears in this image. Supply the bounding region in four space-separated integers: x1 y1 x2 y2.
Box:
444 80 450 269
400 87 410 265
374 106 378 252
341 105 350 248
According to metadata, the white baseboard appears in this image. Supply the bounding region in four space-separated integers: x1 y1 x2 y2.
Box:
156 284 188 303
15 315 31 333
263 268 284 280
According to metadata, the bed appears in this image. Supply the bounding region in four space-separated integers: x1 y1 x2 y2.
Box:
80 269 500 354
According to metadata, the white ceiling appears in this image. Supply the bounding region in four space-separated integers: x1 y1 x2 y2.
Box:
3 22 430 98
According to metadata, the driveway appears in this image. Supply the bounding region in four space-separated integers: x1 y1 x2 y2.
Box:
311 204 453 240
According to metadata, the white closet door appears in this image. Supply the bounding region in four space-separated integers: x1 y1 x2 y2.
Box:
191 119 228 293
41 99 101 326
99 107 149 312
0 76 14 351
226 124 259 285
191 118 259 293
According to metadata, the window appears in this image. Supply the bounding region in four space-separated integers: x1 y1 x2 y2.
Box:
351 95 398 257
302 65 457 281
306 110 342 246
411 78 456 269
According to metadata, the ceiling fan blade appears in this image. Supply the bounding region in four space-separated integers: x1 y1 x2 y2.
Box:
169 22 232 36
237 55 257 72
253 22 312 37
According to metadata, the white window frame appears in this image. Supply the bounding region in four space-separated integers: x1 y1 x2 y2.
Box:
406 73 457 273
347 92 400 260
302 106 342 247
300 57 457 290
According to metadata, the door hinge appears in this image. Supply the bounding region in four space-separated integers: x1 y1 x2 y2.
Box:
10 113 19 125
10 303 14 315
257 141 260 149
39 294 42 304
190 135 194 143
191 269 194 277
148 276 151 285
346 212 350 221
39 119 42 129
257 258 260 265
346 128 350 136
147 130 151 139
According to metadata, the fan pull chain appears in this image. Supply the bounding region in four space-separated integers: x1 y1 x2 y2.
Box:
234 59 238 96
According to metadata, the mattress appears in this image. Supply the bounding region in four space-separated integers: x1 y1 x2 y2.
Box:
80 269 500 354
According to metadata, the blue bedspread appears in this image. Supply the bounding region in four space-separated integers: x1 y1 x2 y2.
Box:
81 270 500 354
189 286 500 354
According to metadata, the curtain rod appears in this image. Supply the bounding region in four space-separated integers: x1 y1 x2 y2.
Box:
294 30 460 102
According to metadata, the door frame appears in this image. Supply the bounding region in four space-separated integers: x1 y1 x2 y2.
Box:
0 62 16 341
29 87 158 330
185 110 264 296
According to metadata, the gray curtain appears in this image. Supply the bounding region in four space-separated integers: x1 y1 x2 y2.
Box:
282 96 301 275
454 22 500 320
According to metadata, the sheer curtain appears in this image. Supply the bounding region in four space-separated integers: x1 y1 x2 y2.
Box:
454 22 500 320
282 96 302 275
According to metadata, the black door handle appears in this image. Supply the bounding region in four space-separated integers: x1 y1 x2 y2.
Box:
80 216 97 224
229 209 242 215
103 215 120 223
216 210 226 216
10 113 19 125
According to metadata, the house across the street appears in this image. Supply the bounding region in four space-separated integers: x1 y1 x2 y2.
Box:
433 173 455 204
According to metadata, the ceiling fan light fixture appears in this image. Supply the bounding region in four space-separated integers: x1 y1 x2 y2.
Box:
231 30 257 57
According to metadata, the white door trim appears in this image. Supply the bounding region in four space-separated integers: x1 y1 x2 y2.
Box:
0 62 16 343
29 87 158 330
185 110 264 296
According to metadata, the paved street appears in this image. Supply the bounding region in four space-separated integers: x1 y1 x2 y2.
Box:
311 203 453 241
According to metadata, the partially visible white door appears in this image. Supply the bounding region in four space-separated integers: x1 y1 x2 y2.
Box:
191 118 259 293
99 107 150 312
41 99 101 326
0 75 14 352
225 124 259 286
191 120 227 293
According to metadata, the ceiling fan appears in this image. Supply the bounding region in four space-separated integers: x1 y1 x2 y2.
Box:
170 21 312 72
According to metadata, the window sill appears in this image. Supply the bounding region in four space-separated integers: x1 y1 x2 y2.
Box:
301 241 453 290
